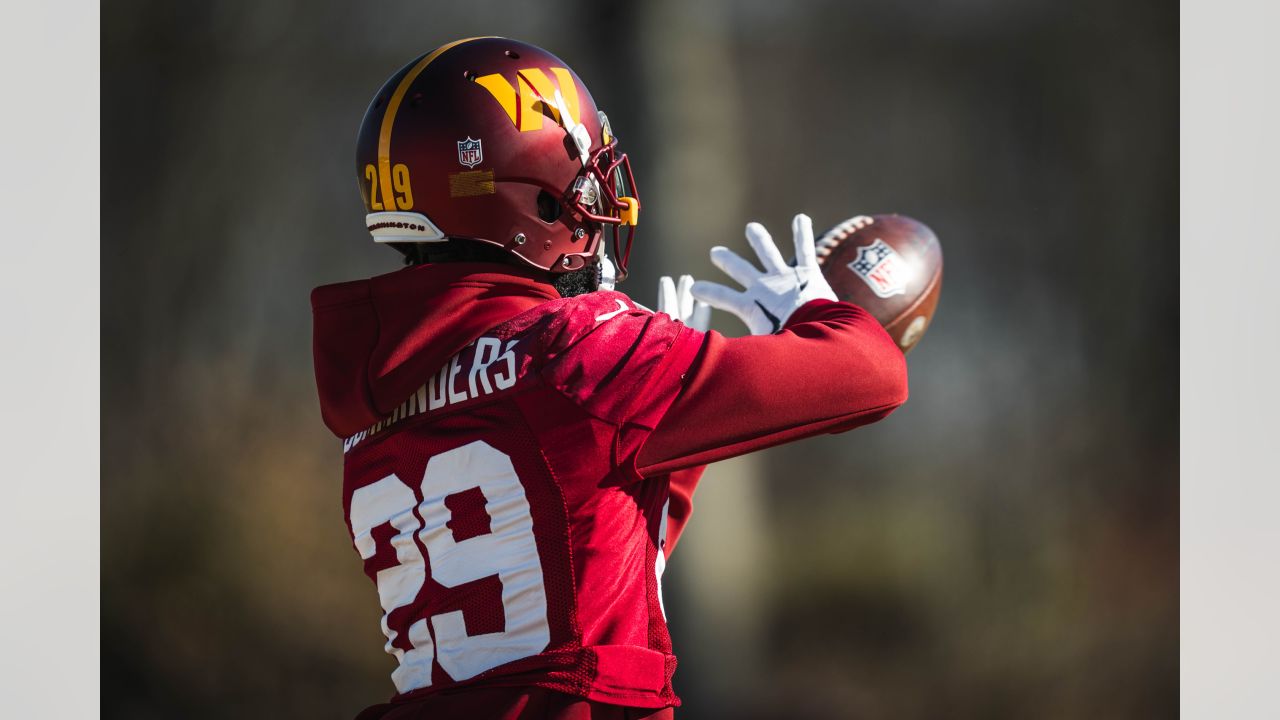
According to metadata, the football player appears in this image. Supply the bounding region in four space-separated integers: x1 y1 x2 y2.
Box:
312 37 908 720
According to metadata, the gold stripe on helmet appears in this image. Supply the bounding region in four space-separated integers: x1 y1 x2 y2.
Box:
377 36 497 210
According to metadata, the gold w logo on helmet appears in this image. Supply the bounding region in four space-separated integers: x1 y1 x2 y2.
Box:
474 68 583 132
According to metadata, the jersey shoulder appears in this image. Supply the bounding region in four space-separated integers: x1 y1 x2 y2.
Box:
505 290 700 427
491 290 668 361
536 290 657 352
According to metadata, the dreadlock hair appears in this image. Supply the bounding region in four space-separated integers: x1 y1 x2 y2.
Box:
393 239 599 298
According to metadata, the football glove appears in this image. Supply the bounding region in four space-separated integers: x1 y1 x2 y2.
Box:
691 213 837 335
657 274 711 331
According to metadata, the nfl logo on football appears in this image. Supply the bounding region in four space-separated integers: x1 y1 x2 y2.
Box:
457 137 483 168
849 239 913 298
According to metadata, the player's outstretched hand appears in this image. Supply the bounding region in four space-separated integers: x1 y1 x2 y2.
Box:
657 274 712 331
691 213 838 335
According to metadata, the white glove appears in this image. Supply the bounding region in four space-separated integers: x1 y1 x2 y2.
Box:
691 213 837 335
656 274 711 331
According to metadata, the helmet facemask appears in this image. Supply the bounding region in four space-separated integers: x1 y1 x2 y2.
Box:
567 137 638 282
532 84 639 281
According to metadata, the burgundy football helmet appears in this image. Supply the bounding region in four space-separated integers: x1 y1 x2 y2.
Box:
356 37 639 280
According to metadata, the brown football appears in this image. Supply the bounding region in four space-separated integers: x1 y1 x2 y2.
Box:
815 214 943 354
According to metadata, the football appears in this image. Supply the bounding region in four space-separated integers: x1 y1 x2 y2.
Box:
815 214 943 354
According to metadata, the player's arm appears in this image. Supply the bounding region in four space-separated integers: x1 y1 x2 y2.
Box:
657 465 704 557
635 214 908 477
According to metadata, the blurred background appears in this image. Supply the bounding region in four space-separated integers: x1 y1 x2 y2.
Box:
103 0 1176 717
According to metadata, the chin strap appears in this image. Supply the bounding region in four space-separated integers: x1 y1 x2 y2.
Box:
597 249 617 291
552 88 593 168
518 72 592 168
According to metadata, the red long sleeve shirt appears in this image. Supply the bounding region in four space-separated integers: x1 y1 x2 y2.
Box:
312 262 907 719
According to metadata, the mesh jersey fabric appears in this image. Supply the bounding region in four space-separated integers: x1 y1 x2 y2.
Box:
338 290 703 713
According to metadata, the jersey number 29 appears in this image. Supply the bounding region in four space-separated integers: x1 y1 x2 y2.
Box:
348 440 550 693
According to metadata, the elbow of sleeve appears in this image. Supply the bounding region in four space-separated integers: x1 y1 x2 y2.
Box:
824 337 909 418
881 353 910 409
862 334 910 411
791 303 910 412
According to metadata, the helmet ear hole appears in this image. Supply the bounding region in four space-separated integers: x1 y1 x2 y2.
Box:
536 190 563 223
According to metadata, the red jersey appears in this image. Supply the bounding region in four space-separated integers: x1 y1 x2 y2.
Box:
312 262 907 718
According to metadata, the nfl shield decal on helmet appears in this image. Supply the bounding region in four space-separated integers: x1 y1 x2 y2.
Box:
848 238 912 298
457 137 483 168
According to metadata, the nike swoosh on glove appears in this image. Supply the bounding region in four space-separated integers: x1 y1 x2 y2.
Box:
657 274 711 331
690 213 838 335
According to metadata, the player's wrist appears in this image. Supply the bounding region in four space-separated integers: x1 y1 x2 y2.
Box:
783 297 840 326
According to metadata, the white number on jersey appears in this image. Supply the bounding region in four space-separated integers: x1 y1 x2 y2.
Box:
348 440 550 693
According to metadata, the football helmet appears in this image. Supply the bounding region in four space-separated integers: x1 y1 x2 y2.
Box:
356 37 640 280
